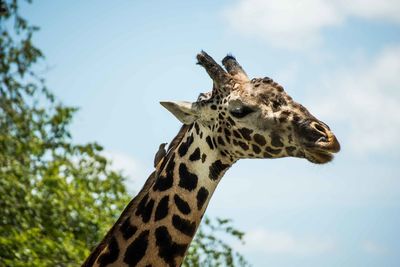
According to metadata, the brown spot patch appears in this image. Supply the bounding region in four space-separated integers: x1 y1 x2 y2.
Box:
252 144 261 154
266 147 281 155
253 134 266 146
270 132 284 147
238 128 253 140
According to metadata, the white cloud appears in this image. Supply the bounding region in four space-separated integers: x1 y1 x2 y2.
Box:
340 0 400 23
362 240 388 254
309 45 400 154
223 0 400 49
103 151 148 193
240 228 335 255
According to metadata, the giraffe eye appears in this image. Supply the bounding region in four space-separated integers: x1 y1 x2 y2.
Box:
230 106 255 118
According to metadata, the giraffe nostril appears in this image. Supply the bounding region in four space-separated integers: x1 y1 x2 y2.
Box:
310 122 329 140
299 121 328 144
304 129 325 143
314 124 326 133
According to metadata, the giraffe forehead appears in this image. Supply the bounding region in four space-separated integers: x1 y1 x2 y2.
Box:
249 86 290 105
219 82 292 108
197 81 287 109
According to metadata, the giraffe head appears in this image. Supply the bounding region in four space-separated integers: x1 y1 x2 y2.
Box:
161 51 340 164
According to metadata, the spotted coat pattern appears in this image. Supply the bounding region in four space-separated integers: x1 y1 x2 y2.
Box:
82 52 340 267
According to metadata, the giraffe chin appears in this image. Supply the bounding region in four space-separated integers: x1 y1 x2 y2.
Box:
305 149 335 164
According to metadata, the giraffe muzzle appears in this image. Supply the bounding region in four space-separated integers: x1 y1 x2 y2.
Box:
298 120 341 164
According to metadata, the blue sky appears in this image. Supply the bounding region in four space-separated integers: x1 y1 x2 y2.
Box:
24 1 400 266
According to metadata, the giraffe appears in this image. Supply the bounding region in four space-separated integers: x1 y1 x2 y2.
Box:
82 51 340 267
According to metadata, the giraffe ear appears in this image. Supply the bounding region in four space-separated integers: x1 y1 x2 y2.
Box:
160 101 198 125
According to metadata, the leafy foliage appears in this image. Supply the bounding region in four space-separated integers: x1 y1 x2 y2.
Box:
0 1 249 266
183 217 250 267
0 1 130 265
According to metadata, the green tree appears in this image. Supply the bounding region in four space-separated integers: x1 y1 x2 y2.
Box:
0 1 130 265
0 1 249 266
183 217 249 267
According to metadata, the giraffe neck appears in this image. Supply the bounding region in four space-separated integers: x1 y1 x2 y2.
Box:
87 123 234 267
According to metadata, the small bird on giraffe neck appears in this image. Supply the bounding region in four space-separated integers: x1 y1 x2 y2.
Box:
154 142 167 168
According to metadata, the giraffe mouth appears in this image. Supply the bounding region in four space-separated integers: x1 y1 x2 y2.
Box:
305 149 334 164
303 134 340 164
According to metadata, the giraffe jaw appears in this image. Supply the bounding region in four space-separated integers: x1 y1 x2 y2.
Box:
304 149 335 164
